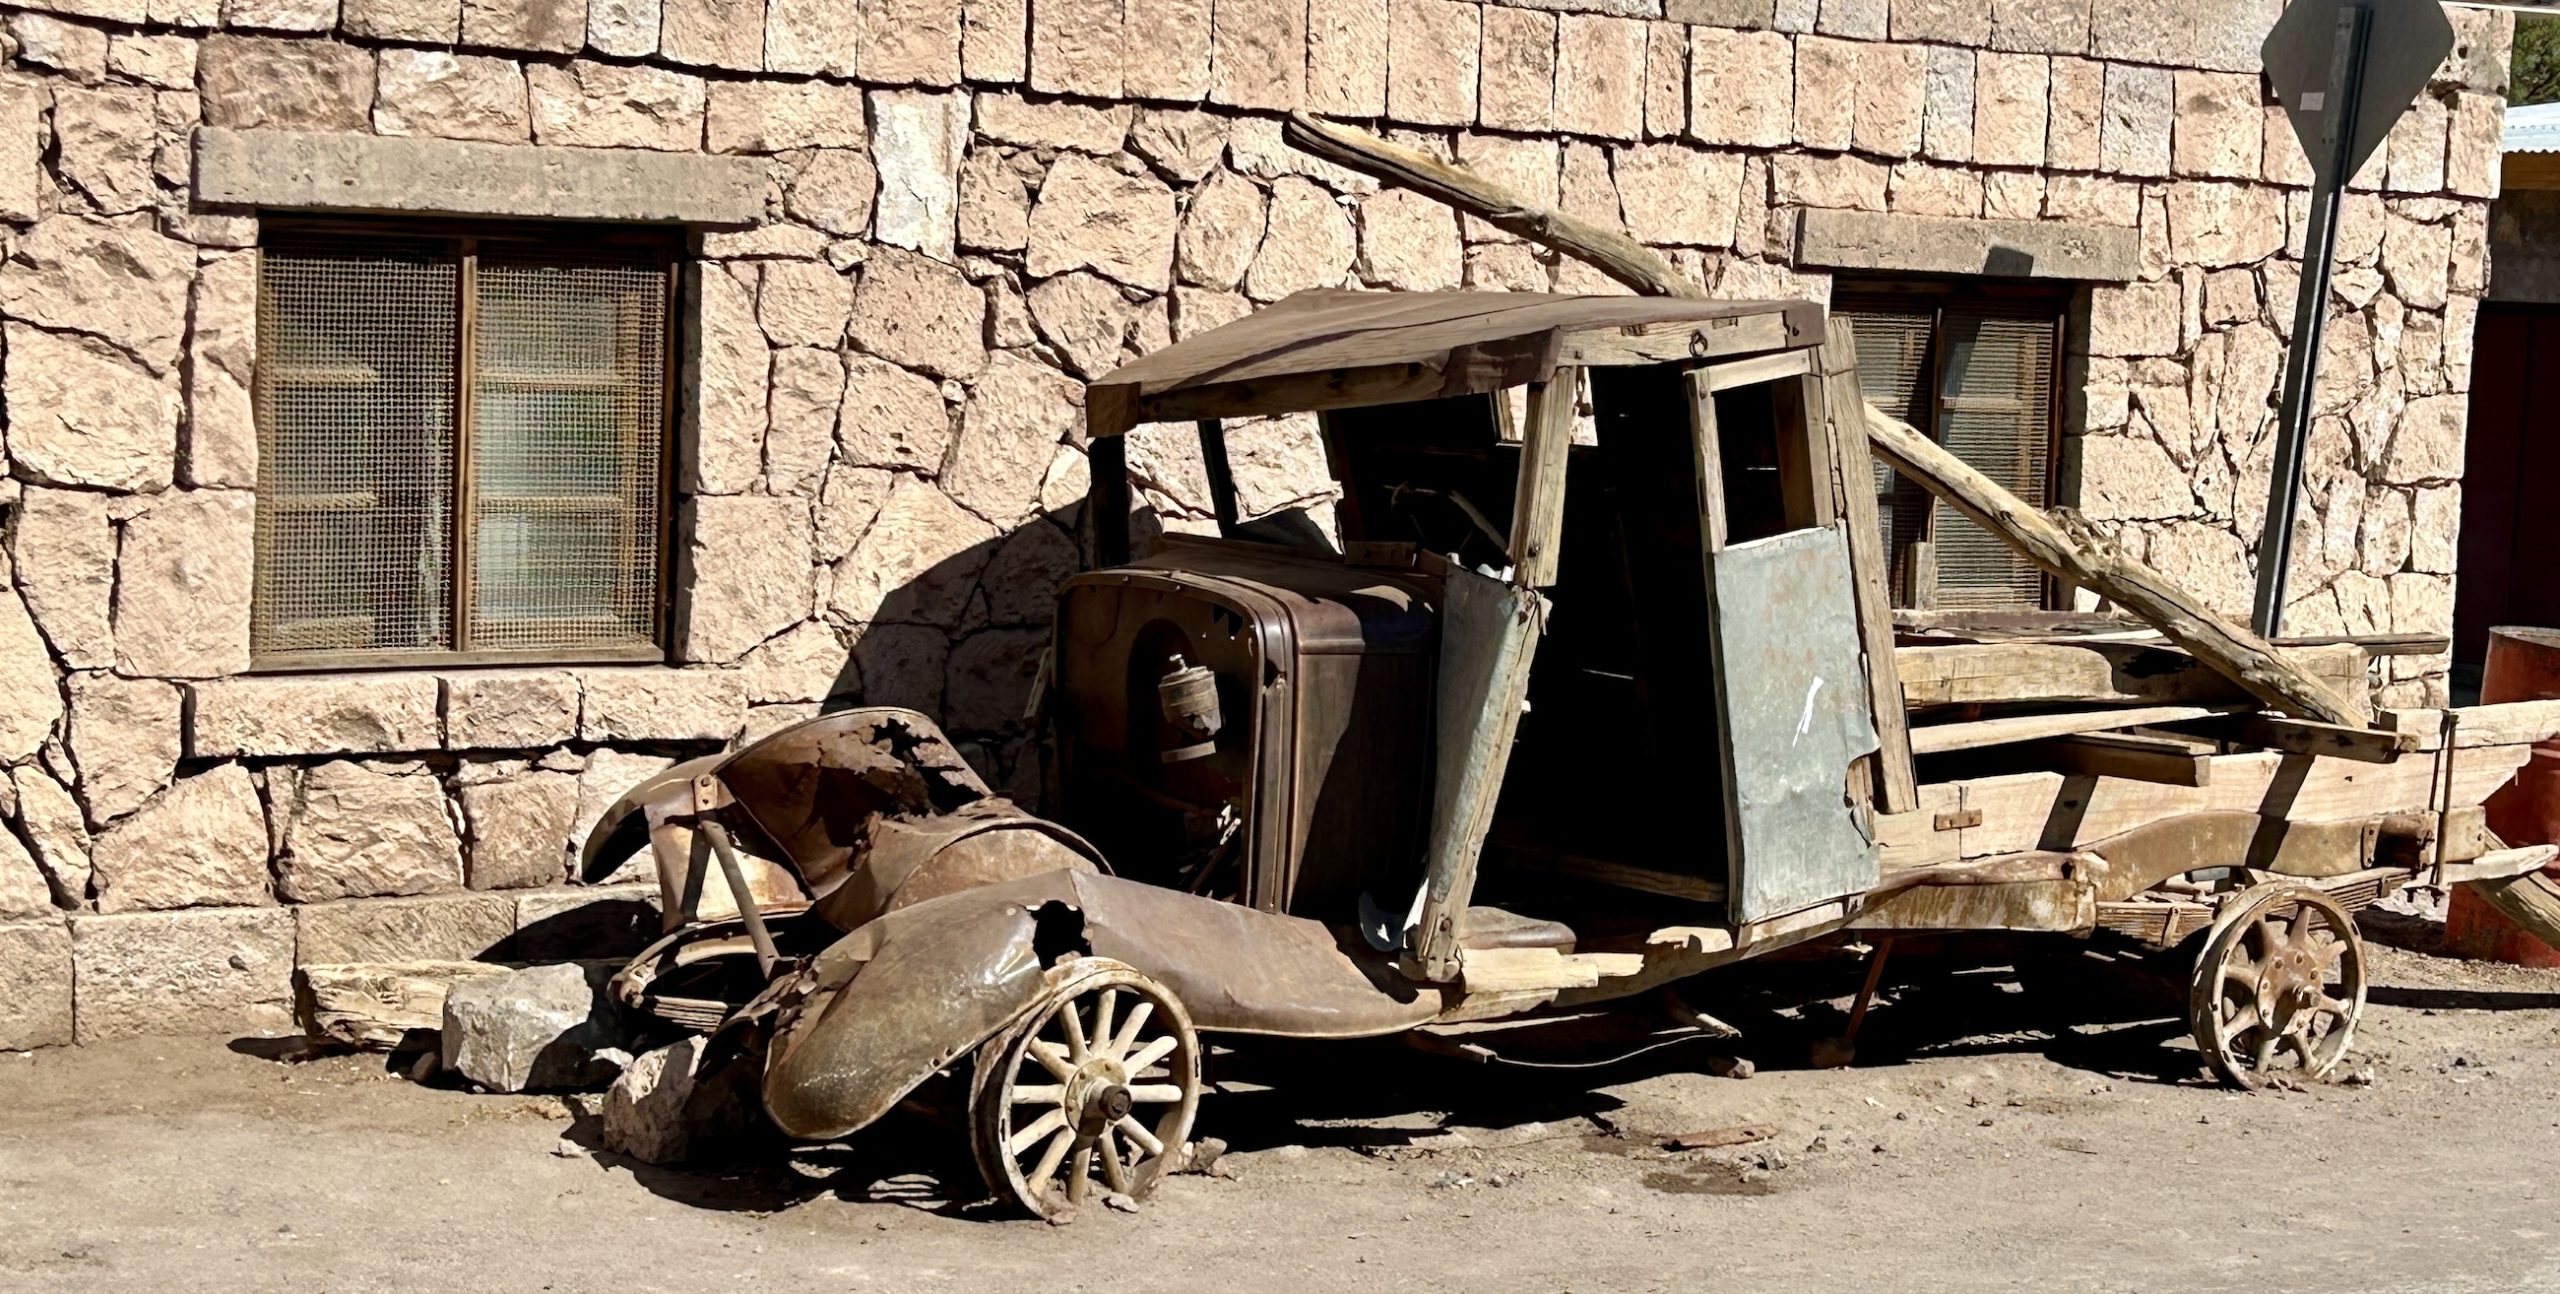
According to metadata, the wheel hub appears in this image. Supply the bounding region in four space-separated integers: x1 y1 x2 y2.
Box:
1066 1060 1131 1135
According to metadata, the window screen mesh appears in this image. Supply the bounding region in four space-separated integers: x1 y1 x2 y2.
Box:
1836 304 1935 600
251 230 670 665
466 249 668 653
253 237 459 657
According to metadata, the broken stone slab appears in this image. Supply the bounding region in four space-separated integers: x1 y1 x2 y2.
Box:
297 959 512 1050
602 1035 761 1165
440 960 632 1093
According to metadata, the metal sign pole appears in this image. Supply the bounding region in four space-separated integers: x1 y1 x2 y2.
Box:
2251 2 2374 638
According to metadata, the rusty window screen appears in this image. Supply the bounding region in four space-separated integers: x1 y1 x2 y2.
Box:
251 223 677 668
1836 285 2065 612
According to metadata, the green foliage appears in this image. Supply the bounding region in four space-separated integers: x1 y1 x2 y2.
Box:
2516 15 2560 107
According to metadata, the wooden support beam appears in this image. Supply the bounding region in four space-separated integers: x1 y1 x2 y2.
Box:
1280 111 2369 732
2026 733 2216 787
2381 701 2560 750
1897 641 2370 710
1512 371 1576 586
2464 871 2560 953
1910 704 2241 756
1815 321 1916 813
2178 713 2419 764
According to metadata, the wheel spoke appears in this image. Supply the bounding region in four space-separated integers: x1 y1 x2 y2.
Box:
1025 1126 1074 1191
1010 1083 1066 1106
2310 993 2353 1019
1008 1106 1067 1156
1111 1002 1156 1062
1127 1082 1186 1104
2316 935 2349 970
1066 1137 1095 1206
2218 1001 2262 1046
2251 1029 2279 1071
1026 1039 1077 1081
1116 1114 1165 1158
1060 999 1091 1062
1125 1035 1179 1075
1098 1129 1132 1193
2220 957 2261 991
1091 989 1117 1058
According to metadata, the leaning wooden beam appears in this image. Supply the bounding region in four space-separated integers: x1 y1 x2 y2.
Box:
2464 871 2560 952
1908 705 2243 757
1281 112 2370 731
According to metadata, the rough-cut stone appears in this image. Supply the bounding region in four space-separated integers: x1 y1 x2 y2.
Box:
1178 168 1267 291
1790 34 1856 152
707 80 867 154
0 831 54 921
1025 155 1177 293
1555 14 1645 141
1387 0 1480 127
1852 42 1926 159
13 768 90 910
525 61 706 151
1030 0 1121 95
0 921 73 1049
194 128 764 225
1890 163 1983 219
974 94 1128 155
2088 280 2181 358
66 673 181 825
1971 51 2048 169
509 883 662 959
112 489 254 679
860 0 962 85
1642 19 1686 139
946 628 1047 731
53 86 155 215
2383 394 2466 485
2171 70 2260 180
1128 109 1228 184
0 593 60 770
198 36 373 131
0 80 43 224
1478 6 1556 133
2381 212 2452 310
1892 0 1987 43
1112 0 1205 100
1245 176 1355 302
2100 63 2173 179
687 266 763 495
956 150 1031 252
766 0 858 75
585 0 658 56
11 488 114 670
980 521 1080 626
869 90 968 262
190 674 442 758
1209 0 1303 110
458 0 583 52
442 962 630 1092
344 0 460 41
1920 45 1973 163
755 260 852 349
373 50 530 144
1356 187 1463 290
945 351 1083 527
2078 434 2191 521
2165 181 2284 269
1688 27 1791 148
740 620 848 704
72 906 295 1041
2044 55 2104 172
1308 0 1388 116
2092 0 2280 75
658 0 763 69
444 671 580 751
3 325 179 492
680 495 816 665
10 14 107 83
767 347 842 495
787 149 877 239
89 764 270 914
603 1035 759 1164
848 248 987 380
1616 144 1743 247
578 670 748 743
459 770 579 891
837 355 954 474
184 250 259 489
829 476 998 626
1772 153 1887 212
2448 92 2502 201
273 760 463 903
1 216 196 376
564 750 673 880
1027 272 1137 379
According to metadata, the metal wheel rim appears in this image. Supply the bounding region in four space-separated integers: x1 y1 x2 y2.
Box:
2188 886 2366 1089
972 964 1200 1219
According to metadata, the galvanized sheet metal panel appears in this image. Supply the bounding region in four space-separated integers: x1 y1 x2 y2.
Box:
1411 565 1546 969
1711 524 1883 922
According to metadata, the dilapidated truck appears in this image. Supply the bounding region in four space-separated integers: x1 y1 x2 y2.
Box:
585 285 2560 1220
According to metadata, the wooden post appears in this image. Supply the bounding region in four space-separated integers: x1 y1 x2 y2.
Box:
1815 322 1918 812
1513 372 1576 587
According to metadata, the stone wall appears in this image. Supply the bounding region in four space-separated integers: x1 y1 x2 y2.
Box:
0 0 2513 1048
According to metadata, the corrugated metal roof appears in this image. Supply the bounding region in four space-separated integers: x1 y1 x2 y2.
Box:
2507 102 2560 154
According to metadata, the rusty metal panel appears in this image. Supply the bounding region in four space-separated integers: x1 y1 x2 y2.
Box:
1711 524 1882 922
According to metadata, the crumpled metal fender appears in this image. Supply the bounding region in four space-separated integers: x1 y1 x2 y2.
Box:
759 870 1446 1141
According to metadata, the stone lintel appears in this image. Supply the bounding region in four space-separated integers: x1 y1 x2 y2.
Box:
193 128 765 226
1793 209 2141 283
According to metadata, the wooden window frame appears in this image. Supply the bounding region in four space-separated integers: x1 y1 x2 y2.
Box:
249 215 685 673
1834 276 2068 612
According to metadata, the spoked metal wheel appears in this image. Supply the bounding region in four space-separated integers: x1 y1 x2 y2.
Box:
969 961 1201 1220
2188 884 2367 1089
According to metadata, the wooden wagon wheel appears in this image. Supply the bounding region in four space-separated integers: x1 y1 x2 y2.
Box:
969 961 1201 1220
2187 884 2367 1089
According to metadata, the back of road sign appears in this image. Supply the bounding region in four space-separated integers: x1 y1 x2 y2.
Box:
2262 0 2454 184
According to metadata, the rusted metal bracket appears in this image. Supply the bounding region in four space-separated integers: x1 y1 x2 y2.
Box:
693 774 779 978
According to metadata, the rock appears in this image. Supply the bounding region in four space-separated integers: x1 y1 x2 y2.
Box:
2 324 179 491
343 0 461 40
1027 272 1137 379
441 961 630 1092
1971 50 2048 169
88 764 271 913
1385 0 1479 126
766 0 859 74
790 149 877 238
755 260 852 349
0 592 63 768
1355 188 1462 290
602 1035 759 1164
0 830 54 921
1478 6 1555 133
817 463 897 562
198 35 373 131
52 85 154 215
658 0 764 69
864 0 963 84
1177 169 1266 294
526 60 706 151
948 351 1084 527
1025 155 1177 293
113 489 254 679
956 150 1032 253
1553 14 1645 141
444 671 580 750
0 920 74 1049
185 250 259 488
72 905 296 1041
680 495 816 665
2164 181 2284 269
1615 144 1744 247
372 50 530 144
869 89 969 263
687 265 764 495
0 79 41 224
1687 26 1791 148
847 247 986 380
707 79 868 153
10 488 114 670
273 760 463 903
9 13 108 83
579 669 748 743
739 620 848 704
837 355 954 473
12 766 90 907
1244 177 1354 302
2100 62 2173 178
830 476 1001 626
2078 434 2192 521
1130 108 1231 183
189 673 444 758
298 960 512 1049
459 771 581 891
295 890 518 964
767 347 844 496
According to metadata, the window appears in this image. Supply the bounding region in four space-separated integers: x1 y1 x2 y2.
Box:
251 221 679 668
1835 283 2065 612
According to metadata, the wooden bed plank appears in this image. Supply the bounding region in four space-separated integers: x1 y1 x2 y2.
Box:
2382 701 2560 750
1895 641 2370 709
1909 704 2238 756
2025 733 2216 787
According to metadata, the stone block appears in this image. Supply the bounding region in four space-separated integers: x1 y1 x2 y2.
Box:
1478 6 1555 133
0 79 42 224
2087 279 2181 357
1920 45 1972 163
947 351 1085 527
1308 0 1388 116
343 0 459 41
863 0 962 85
849 623 950 713
12 488 115 671
659 0 763 69
2092 0 2279 75
273 760 463 903
189 674 440 761
2047 56 2103 172
0 921 74 1050
1025 154 1178 292
1773 153 1887 213
525 60 706 151
2163 180 2283 269
443 671 579 750
9 14 107 83
826 476 997 626
1890 163 1982 219
459 770 580 891
184 250 259 490
1 325 179 493
578 668 748 743
1852 42 1925 159
198 35 372 131
846 247 986 380
505 884 661 960
53 84 154 215
1791 34 1855 153
945 627 1048 731
1178 168 1268 291
1972 51 2048 169
1892 0 1987 43
112 489 254 680
603 1036 758 1164
1 824 56 921
460 0 582 52
66 673 181 825
442 961 630 1092
1556 14 1645 141
1616 143 1743 247
1989 0 2089 54
197 128 759 224
371 52 530 145
295 891 518 965
71 906 295 1041
1664 0 1771 25
679 495 816 665
706 79 867 154
2171 70 2260 180
1387 0 1480 128
836 355 955 473
586 0 657 56
12 768 89 910
739 620 849 704
2386 94 2449 196
767 346 843 495
1356 187 1464 290
1642 21 1685 140
755 260 852 349
962 0 1027 82
1209 0 1304 110
0 214 195 377
1686 26 1789 148
764 0 858 74
1031 0 1122 96
1027 271 1137 379
2099 62 2172 179
870 89 969 263
1244 175 1356 301
686 264 764 496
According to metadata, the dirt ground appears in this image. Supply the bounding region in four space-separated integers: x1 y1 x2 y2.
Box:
5 922 2560 1294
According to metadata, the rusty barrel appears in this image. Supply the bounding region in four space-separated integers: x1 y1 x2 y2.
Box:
2446 626 2560 965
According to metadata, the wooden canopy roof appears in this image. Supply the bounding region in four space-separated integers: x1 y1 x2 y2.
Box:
1085 289 1823 436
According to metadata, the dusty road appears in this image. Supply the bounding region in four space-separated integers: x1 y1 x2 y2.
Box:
4 929 2559 1294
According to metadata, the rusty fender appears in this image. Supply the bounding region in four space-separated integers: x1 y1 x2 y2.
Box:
760 870 1443 1141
